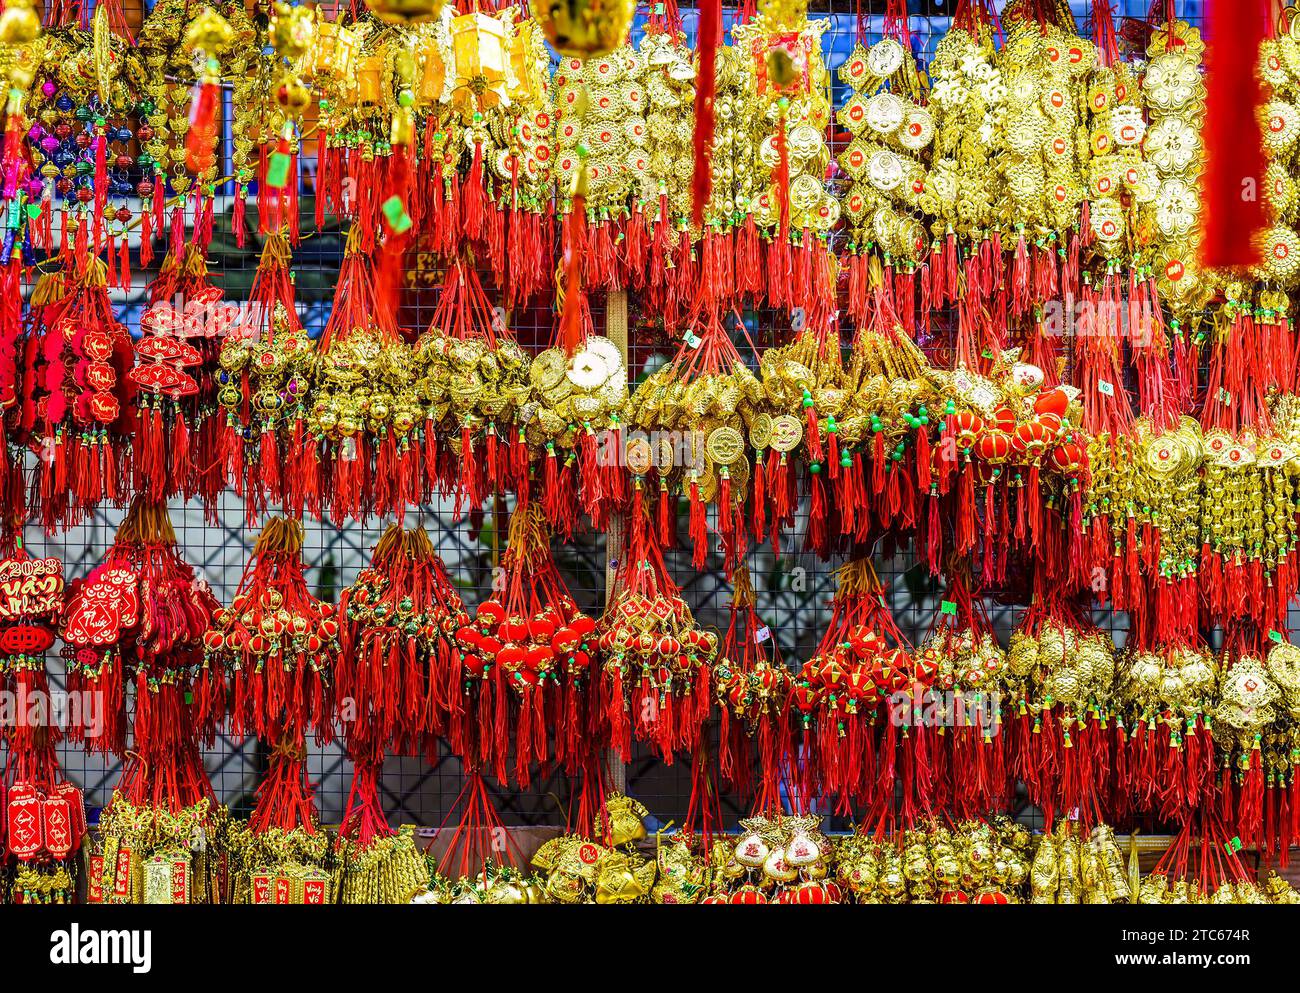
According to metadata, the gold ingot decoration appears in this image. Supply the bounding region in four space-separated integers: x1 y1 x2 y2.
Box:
528 0 634 59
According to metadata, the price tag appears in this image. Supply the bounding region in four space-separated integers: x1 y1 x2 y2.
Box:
684 331 702 349
940 600 957 615
265 151 292 189
1097 379 1115 397
382 195 413 235
1270 630 1286 644
754 625 771 645
1218 388 1232 405
1225 836 1243 853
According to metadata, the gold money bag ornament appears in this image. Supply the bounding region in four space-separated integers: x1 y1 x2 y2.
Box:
530 0 634 353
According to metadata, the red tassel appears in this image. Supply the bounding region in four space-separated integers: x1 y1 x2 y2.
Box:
1200 0 1268 267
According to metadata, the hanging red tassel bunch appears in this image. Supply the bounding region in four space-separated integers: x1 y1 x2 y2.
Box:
912 566 1010 822
333 521 458 904
1192 294 1300 634
1210 625 1285 861
313 7 556 305
214 231 312 525
837 0 930 334
792 556 911 824
207 516 337 906
730 8 837 327
1112 637 1218 831
712 567 792 814
411 260 532 512
450 504 601 786
626 305 762 573
309 231 425 522
526 330 630 537
18 258 135 531
337 522 468 764
0 536 85 904
204 516 336 745
598 477 719 763
1005 589 1115 833
59 498 219 757
132 242 240 511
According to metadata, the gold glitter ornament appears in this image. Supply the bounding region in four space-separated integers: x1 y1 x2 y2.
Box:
529 0 634 58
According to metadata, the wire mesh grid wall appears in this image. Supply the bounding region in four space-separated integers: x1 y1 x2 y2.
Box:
9 0 1217 838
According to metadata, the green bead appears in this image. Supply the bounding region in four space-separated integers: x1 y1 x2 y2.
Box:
398 90 415 107
809 462 821 474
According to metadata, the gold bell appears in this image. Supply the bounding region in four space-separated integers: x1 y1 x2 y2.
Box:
528 0 634 59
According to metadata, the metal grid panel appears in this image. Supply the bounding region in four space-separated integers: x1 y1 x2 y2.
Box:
9 0 1212 839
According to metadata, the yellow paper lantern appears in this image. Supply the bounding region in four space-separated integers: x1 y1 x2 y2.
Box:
302 19 361 84
417 29 448 105
506 16 541 103
450 12 509 112
355 52 385 105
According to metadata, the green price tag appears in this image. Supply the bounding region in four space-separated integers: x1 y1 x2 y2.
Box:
265 151 292 190
382 195 412 234
940 600 957 615
1270 630 1286 644
1097 379 1114 397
